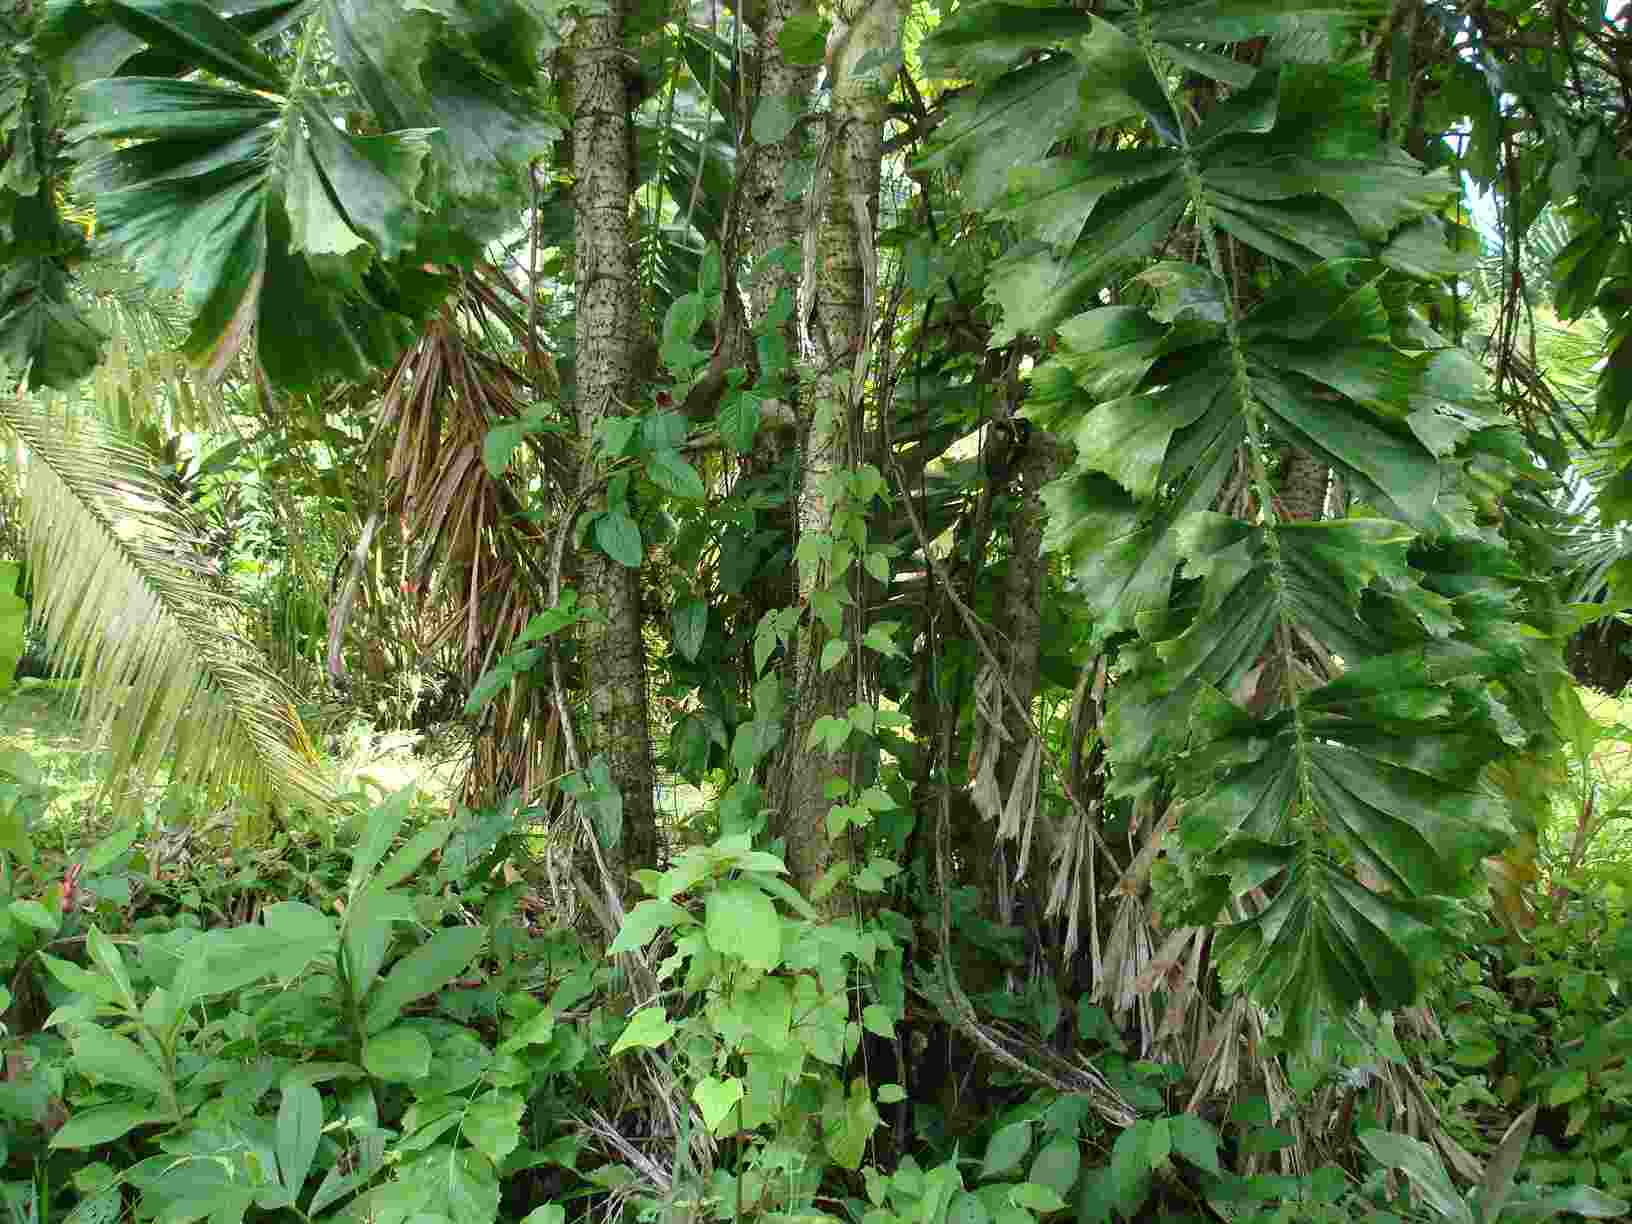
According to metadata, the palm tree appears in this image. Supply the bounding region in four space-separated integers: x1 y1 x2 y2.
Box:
2 391 334 814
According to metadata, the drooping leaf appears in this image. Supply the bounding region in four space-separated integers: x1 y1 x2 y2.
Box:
0 39 104 389
50 0 559 386
2 400 333 813
917 55 1086 211
717 391 761 453
671 599 708 661
646 447 706 500
276 1077 323 1194
595 509 643 568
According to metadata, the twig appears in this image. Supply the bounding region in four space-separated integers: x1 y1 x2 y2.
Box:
880 439 1127 879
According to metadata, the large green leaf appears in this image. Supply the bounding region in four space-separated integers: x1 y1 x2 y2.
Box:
364 923 487 1034
947 0 1564 1035
0 26 104 388
1028 255 1538 1027
52 0 559 387
918 5 1089 80
1143 0 1386 43
0 256 105 390
968 57 1464 339
1033 262 1446 658
916 55 1085 211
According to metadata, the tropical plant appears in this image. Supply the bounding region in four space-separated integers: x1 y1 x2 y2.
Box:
0 394 332 815
3 0 1632 1215
1361 1105 1628 1222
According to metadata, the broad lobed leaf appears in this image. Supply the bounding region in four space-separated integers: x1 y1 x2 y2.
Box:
49 0 559 387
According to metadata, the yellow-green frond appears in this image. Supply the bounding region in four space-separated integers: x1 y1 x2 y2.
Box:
1 394 334 815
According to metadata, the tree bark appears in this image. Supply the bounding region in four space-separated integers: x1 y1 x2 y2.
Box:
741 0 822 692
573 2 657 878
994 431 1062 834
777 0 901 901
1278 447 1329 523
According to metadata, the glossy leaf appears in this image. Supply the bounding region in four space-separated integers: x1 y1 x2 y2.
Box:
51 0 558 386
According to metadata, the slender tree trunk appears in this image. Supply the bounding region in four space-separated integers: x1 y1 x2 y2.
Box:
1244 447 1330 715
741 0 821 696
748 0 820 326
573 4 657 877
993 432 1062 832
777 0 901 900
1278 447 1329 522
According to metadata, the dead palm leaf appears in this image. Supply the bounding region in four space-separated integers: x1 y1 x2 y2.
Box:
1 393 334 815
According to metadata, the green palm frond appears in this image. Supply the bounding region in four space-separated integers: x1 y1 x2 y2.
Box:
1 394 334 815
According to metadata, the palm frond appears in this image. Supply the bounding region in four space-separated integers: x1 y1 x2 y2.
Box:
1 394 334 814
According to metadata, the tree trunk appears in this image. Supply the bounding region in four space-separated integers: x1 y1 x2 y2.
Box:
776 0 901 900
740 0 821 700
993 431 1062 861
748 0 820 327
1278 447 1329 523
573 2 657 878
1244 447 1331 715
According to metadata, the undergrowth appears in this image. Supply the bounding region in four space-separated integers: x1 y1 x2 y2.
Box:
1 730 1627 1223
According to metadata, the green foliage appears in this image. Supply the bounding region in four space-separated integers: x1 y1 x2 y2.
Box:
1361 1107 1628 1222
1421 903 1632 1200
0 746 53 864
0 787 600 1224
925 0 1570 1032
0 8 103 389
605 830 897 1199
43 0 561 387
5 0 1631 1218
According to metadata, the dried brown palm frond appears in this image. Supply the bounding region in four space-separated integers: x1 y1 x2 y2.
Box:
2 393 333 814
362 273 572 806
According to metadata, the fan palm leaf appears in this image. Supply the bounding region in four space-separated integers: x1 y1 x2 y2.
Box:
1 393 334 814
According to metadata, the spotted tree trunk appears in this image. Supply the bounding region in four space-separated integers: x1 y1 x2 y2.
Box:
572 1 657 878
